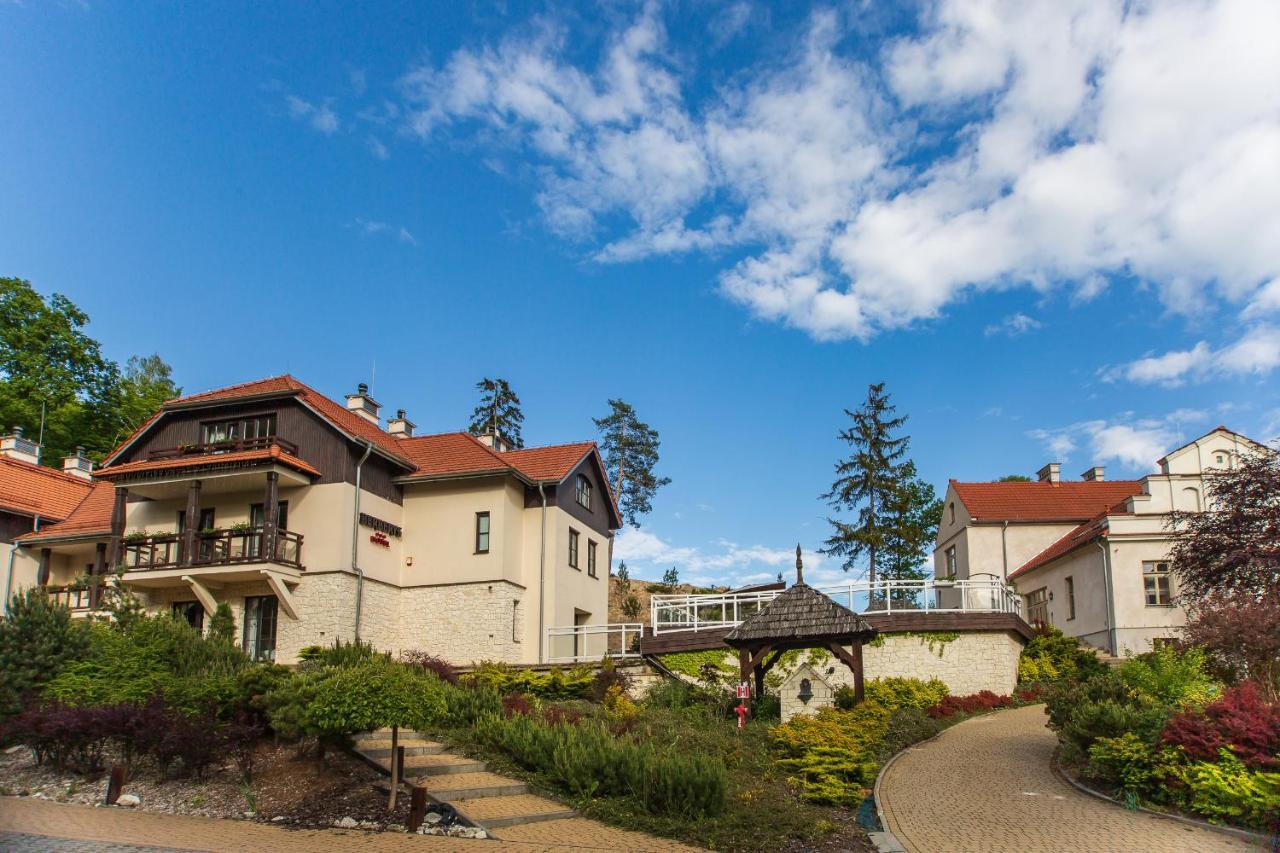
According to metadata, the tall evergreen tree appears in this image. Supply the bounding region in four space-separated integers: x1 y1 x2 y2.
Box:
880 462 944 582
467 377 525 448
593 398 670 527
822 382 910 585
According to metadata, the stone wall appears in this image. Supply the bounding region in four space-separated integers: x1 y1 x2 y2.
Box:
396 580 526 664
821 631 1024 696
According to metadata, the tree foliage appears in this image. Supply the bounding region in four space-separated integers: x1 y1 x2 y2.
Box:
0 278 180 466
823 383 935 584
594 398 671 527
998 474 1032 482
467 376 524 448
0 589 92 716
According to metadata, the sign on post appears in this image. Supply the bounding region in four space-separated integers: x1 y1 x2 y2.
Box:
736 681 750 699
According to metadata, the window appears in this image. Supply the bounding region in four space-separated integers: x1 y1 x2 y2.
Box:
575 475 592 510
201 413 277 445
568 528 580 569
249 502 288 557
1065 576 1076 620
587 540 597 577
948 502 955 525
945 546 957 578
1143 561 1173 606
475 512 490 554
242 595 278 661
172 600 204 632
1026 587 1049 625
177 507 216 532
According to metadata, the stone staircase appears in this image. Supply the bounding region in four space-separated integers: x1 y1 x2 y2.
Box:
352 729 577 836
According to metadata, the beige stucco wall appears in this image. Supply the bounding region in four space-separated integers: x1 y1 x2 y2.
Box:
400 477 521 588
934 514 1079 582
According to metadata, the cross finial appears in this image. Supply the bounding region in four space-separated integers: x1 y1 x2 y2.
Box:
796 543 804 585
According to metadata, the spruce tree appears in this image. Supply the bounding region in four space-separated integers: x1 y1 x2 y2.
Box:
593 399 671 527
822 382 910 586
880 462 944 586
467 377 525 448
0 589 91 715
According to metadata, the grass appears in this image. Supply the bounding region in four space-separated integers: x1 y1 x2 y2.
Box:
436 697 873 852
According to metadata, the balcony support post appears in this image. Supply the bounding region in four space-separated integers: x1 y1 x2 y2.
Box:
36 548 50 587
89 542 107 609
107 486 128 570
262 471 279 561
181 480 202 567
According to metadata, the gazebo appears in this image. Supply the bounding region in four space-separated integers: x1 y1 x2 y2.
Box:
724 546 878 700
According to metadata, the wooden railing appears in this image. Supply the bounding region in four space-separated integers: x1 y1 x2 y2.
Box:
43 584 92 610
122 527 303 570
147 435 299 460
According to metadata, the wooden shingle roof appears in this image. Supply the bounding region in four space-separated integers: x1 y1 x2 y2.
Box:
724 581 876 647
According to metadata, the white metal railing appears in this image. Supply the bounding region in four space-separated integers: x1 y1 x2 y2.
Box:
544 622 644 663
650 578 1022 633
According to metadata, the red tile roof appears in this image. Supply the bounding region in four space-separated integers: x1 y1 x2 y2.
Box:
503 442 596 481
96 446 321 479
17 481 116 542
394 432 510 478
951 480 1143 522
0 456 94 521
1008 501 1133 580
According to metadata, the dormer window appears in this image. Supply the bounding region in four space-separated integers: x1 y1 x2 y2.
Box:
202 414 277 445
575 475 592 510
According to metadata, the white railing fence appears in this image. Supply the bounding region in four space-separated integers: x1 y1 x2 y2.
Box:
544 622 644 663
650 578 1022 634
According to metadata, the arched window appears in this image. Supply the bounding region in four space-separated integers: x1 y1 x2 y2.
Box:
948 502 956 525
1182 487 1201 512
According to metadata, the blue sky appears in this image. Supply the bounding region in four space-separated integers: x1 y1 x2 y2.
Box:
3 1 1278 588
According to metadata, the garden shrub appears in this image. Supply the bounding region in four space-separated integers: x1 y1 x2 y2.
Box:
1180 750 1280 830
297 637 384 668
304 658 447 737
926 691 1013 719
875 707 949 763
1018 625 1106 683
467 661 595 699
0 588 92 716
442 682 502 726
1045 670 1168 762
864 677 949 711
772 703 892 804
1086 732 1180 797
656 650 734 679
476 711 726 817
401 649 459 684
586 658 634 702
502 692 535 718
1117 645 1220 708
1160 681 1280 770
602 684 638 724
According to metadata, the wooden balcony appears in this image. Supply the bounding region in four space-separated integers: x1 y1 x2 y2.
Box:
43 584 93 612
122 526 303 571
146 435 299 461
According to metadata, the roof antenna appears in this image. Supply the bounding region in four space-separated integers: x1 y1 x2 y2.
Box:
795 543 804 585
370 359 376 397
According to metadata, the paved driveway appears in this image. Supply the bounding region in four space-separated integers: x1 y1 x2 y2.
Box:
877 704 1266 852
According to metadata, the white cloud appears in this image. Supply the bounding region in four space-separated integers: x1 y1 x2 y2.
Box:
396 0 1280 343
366 135 389 160
1112 325 1280 386
613 526 826 587
397 226 418 246
984 312 1042 337
287 95 339 135
1030 408 1209 471
351 218 418 248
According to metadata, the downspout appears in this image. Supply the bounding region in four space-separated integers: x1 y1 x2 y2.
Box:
4 514 38 616
537 481 548 664
1097 539 1117 655
352 441 374 642
1001 521 1009 580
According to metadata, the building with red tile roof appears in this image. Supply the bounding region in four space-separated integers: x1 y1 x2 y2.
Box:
9 375 622 664
933 427 1267 656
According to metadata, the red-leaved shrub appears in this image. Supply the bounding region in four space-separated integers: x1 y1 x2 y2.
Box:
1162 681 1280 769
927 691 1014 719
543 706 584 727
501 692 534 718
1015 684 1047 704
400 649 459 685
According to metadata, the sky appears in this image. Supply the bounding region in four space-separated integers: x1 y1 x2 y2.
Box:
3 0 1279 590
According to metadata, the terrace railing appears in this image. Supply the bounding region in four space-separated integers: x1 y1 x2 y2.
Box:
122 527 304 571
650 578 1022 634
146 435 300 461
544 623 644 664
43 584 92 611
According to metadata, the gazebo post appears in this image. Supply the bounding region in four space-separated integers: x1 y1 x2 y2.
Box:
827 641 867 703
739 648 752 689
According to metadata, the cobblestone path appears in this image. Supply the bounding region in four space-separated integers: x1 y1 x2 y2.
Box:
878 704 1266 852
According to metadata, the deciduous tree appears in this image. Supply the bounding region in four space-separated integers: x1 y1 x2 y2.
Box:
594 398 670 527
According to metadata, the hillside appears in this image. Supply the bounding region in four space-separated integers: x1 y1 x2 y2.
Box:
607 573 732 626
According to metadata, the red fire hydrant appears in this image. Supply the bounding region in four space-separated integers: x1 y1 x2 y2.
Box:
735 700 750 730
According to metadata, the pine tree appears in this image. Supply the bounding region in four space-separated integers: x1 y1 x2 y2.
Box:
613 560 631 594
880 462 944 584
662 566 679 588
208 602 236 645
0 589 92 715
822 382 910 585
593 399 671 527
467 377 525 448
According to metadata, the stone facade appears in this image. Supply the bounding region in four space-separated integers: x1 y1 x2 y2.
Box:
821 631 1023 696
779 663 835 723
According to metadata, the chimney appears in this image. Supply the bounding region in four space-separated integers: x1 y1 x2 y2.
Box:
62 446 95 480
345 382 382 427
475 429 510 453
0 426 40 465
1036 462 1061 484
387 409 415 438
1081 466 1105 482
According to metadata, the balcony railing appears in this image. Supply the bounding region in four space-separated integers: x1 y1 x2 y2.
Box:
122 526 304 571
43 584 92 610
147 435 299 461
650 578 1023 634
545 623 644 663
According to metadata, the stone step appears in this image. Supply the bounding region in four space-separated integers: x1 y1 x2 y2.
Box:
419 772 528 801
447 793 576 830
370 727 433 738
357 741 446 759
355 734 437 747
405 753 488 775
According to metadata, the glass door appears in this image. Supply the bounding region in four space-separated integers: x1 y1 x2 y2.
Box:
242 595 278 661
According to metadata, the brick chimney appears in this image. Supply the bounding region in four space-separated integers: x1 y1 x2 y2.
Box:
1036 462 1061 484
344 382 382 427
1081 466 1105 482
0 426 40 465
62 446 95 480
387 409 415 438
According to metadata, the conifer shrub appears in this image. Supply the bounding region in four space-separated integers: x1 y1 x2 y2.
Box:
466 662 595 699
1018 625 1106 683
863 677 949 711
0 588 92 717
